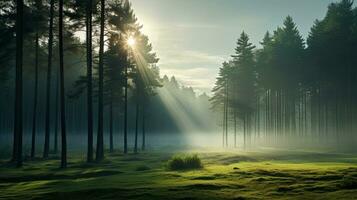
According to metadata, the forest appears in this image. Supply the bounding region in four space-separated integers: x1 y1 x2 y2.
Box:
211 3 357 151
2 0 357 199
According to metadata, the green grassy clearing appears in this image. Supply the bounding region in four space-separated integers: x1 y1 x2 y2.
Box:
1 150 357 200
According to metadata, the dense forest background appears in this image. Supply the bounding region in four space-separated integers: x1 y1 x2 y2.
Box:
2 0 357 168
0 0 214 166
211 0 357 151
0 74 213 155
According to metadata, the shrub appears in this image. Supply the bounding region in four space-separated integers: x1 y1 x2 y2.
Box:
339 176 357 189
135 165 151 171
167 154 203 171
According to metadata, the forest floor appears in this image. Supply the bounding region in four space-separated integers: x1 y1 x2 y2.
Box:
1 148 357 200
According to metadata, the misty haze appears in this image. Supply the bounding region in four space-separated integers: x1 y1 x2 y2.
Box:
2 0 357 199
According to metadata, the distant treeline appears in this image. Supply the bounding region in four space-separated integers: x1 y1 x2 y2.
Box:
211 0 357 150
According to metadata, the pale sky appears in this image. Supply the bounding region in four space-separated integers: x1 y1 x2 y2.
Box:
130 0 338 94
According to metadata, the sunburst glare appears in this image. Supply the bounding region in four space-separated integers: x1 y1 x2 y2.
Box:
127 36 136 47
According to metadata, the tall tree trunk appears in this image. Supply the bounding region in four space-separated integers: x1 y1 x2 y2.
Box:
124 75 128 154
134 101 139 153
54 69 59 154
109 99 113 153
222 102 226 147
59 0 67 168
243 115 246 150
234 110 237 148
324 101 328 140
86 0 93 163
31 33 39 159
257 95 260 139
124 49 129 154
225 82 228 147
335 91 339 146
13 0 24 167
96 0 105 161
310 91 315 141
318 86 321 140
44 0 55 159
141 105 146 151
265 90 268 139
304 91 307 137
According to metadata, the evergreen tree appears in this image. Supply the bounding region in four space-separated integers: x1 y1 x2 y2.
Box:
231 32 256 148
59 0 67 168
13 0 24 167
29 0 47 159
96 0 105 161
43 0 56 159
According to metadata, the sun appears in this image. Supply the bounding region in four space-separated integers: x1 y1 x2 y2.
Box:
127 36 136 47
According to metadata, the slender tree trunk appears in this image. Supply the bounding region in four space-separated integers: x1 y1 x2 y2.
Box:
268 90 272 141
222 102 226 147
277 90 281 137
318 86 321 141
243 115 246 150
325 100 328 140
96 0 105 161
335 91 339 146
257 95 260 139
141 105 146 151
304 93 307 138
43 0 55 159
86 0 93 162
59 0 67 168
109 100 113 153
225 82 229 147
31 33 39 159
291 96 296 137
134 101 139 154
124 53 129 154
54 69 59 154
275 91 278 139
265 90 268 140
13 0 24 167
234 111 237 148
310 91 315 141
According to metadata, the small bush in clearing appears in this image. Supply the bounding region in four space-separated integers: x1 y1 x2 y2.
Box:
135 165 151 171
167 154 203 171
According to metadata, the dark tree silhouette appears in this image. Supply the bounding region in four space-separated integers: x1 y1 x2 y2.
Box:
43 0 55 159
86 0 94 163
30 0 47 159
231 32 256 149
31 33 39 159
59 0 67 168
96 0 105 161
13 0 24 167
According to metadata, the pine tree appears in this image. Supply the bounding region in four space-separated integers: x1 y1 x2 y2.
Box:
86 0 94 162
59 0 67 168
43 0 56 159
231 32 256 149
96 0 105 161
13 0 24 167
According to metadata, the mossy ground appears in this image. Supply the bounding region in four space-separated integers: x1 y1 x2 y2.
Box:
1 149 357 200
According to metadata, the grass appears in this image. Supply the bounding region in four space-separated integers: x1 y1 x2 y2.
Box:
1 150 357 199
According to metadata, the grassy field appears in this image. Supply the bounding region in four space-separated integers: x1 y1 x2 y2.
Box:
1 149 357 200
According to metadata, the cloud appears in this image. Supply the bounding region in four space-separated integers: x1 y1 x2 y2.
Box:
135 16 228 94
175 23 220 30
159 50 226 67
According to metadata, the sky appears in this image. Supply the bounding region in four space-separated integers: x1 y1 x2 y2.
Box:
130 0 339 94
